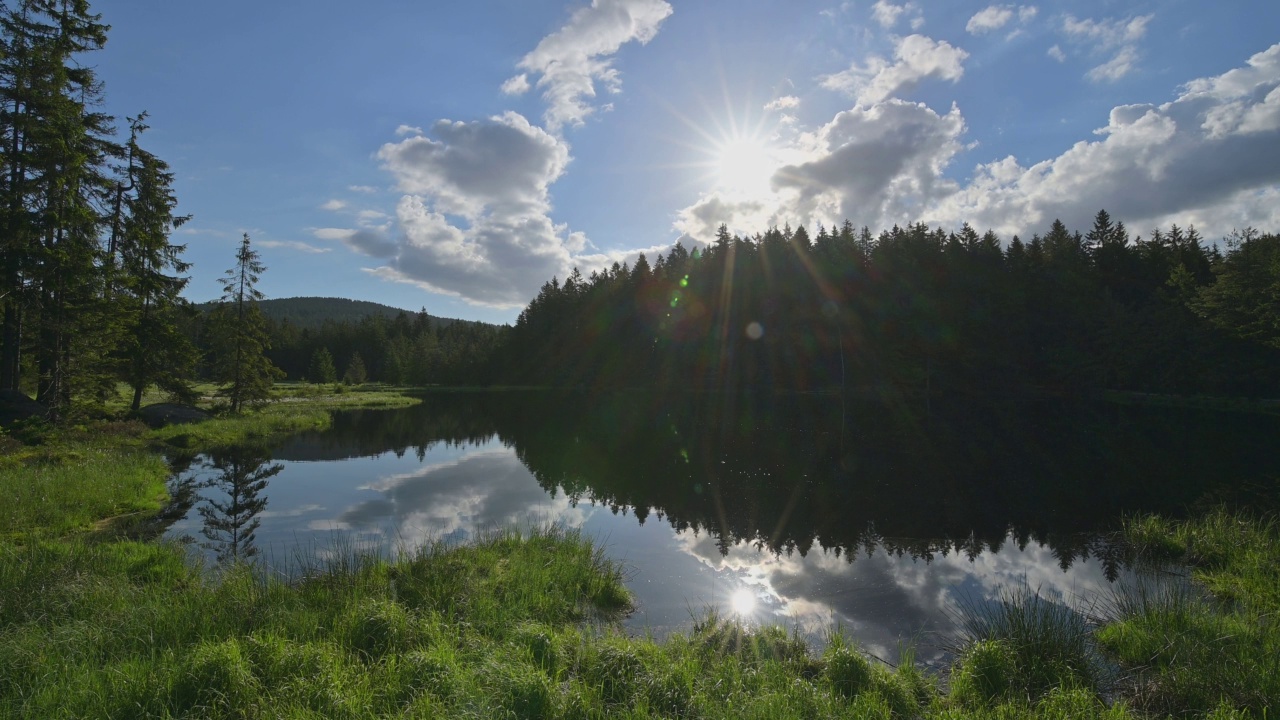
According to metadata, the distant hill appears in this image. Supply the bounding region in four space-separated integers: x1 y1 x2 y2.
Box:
195 296 470 330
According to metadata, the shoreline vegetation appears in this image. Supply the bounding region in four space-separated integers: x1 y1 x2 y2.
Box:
1 387 1276 718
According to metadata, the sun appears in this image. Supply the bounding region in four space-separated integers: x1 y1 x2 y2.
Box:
729 587 758 616
714 134 776 197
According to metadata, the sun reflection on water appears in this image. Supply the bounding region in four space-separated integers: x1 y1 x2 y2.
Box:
729 587 758 616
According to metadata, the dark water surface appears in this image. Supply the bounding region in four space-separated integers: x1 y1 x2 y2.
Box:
162 391 1280 666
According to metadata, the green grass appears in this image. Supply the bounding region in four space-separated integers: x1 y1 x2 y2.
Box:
951 583 1111 707
0 422 169 540
148 383 420 450
1097 510 1280 717
6 388 1280 718
1 385 420 540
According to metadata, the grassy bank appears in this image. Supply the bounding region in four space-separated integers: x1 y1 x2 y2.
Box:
147 383 420 449
0 384 418 540
2 389 1276 717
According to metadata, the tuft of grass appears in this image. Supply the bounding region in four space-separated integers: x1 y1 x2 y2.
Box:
1097 510 1280 716
951 582 1110 706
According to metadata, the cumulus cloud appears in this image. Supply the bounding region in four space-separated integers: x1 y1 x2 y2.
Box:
676 100 966 242
1062 13 1153 82
320 198 346 211
348 184 378 194
821 34 968 107
377 112 570 218
319 111 595 307
314 227 399 257
966 5 1036 35
676 43 1280 248
1047 44 1066 62
506 0 673 131
925 43 1280 237
774 100 966 226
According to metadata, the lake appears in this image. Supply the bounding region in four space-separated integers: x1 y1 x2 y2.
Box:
161 390 1280 667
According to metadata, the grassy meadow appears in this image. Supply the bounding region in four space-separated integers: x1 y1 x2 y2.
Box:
1 385 1276 718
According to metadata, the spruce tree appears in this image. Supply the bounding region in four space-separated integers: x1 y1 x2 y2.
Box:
308 346 336 383
209 233 282 412
343 351 366 385
0 0 119 418
113 114 196 410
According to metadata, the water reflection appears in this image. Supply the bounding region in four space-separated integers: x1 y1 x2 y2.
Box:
182 446 282 562
160 391 1280 661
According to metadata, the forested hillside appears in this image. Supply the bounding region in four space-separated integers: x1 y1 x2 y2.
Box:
194 297 464 331
494 213 1280 397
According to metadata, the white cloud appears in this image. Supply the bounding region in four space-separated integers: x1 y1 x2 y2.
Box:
675 99 966 242
966 6 1013 34
1062 13 1153 82
924 43 1280 238
509 0 673 131
333 112 594 307
821 34 968 107
314 227 400 257
500 73 531 95
257 239 331 254
348 184 378 194
320 199 347 211
377 112 570 219
395 124 424 137
967 5 1037 37
764 95 801 111
1048 44 1066 62
676 43 1280 249
870 1 920 29
774 99 966 227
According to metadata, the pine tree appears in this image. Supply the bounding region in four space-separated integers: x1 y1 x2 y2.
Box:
208 233 282 412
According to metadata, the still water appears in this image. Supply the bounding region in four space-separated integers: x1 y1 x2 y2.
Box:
161 391 1280 666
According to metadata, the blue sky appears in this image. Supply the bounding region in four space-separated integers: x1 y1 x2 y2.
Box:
96 0 1280 324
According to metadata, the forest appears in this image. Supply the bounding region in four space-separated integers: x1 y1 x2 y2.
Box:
493 218 1280 397
3 0 1280 425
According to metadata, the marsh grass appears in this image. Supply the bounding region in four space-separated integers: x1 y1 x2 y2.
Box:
148 384 419 450
0 434 168 539
1096 510 1280 716
950 583 1112 708
0 525 952 719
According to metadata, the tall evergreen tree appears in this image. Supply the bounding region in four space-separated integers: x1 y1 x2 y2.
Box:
113 114 195 410
208 233 281 412
308 346 336 383
343 350 366 385
0 0 118 418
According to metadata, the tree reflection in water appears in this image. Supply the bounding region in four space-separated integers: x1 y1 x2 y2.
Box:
194 445 283 562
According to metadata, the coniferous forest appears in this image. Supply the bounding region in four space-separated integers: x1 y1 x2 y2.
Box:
494 218 1280 398
3 0 1280 423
